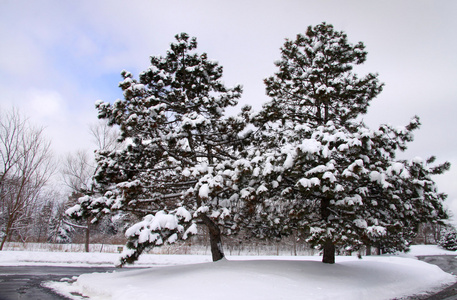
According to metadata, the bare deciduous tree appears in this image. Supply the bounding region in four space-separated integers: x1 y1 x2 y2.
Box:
59 120 122 252
61 150 94 192
0 108 55 250
62 120 122 193
89 120 122 152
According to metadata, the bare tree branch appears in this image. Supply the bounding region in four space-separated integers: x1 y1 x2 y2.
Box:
0 108 55 250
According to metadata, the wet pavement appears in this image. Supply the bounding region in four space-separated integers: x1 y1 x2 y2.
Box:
404 255 457 300
0 266 119 300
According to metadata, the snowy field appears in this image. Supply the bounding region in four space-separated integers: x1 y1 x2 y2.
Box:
0 245 456 300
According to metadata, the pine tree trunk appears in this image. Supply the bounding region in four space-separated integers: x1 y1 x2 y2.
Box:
293 231 297 256
366 245 372 256
322 239 335 264
85 219 90 253
320 197 335 264
201 215 225 261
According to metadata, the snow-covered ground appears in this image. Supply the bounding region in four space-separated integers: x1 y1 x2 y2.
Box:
1 245 456 300
401 244 457 256
0 250 212 267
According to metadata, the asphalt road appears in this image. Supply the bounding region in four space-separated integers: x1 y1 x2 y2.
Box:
0 266 120 300
405 255 457 300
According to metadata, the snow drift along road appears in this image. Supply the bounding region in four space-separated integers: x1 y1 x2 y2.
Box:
47 256 455 300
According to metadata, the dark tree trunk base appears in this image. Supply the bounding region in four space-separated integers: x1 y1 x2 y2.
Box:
85 219 90 253
322 240 335 264
201 215 225 261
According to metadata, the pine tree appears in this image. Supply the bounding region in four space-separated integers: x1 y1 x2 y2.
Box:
243 23 449 263
363 154 449 254
438 227 457 251
262 22 383 127
68 33 250 264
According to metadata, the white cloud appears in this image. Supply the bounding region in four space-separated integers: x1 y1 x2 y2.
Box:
26 89 64 118
0 30 46 77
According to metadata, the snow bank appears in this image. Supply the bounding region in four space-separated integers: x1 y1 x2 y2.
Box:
0 251 211 267
47 256 455 300
0 245 454 268
2 245 456 299
404 244 457 256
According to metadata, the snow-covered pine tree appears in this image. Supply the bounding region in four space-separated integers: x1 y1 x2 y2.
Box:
68 33 250 264
48 217 74 244
363 153 449 254
438 227 457 251
262 22 383 127
243 23 449 263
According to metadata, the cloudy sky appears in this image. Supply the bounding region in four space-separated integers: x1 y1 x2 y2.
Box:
1 0 456 220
